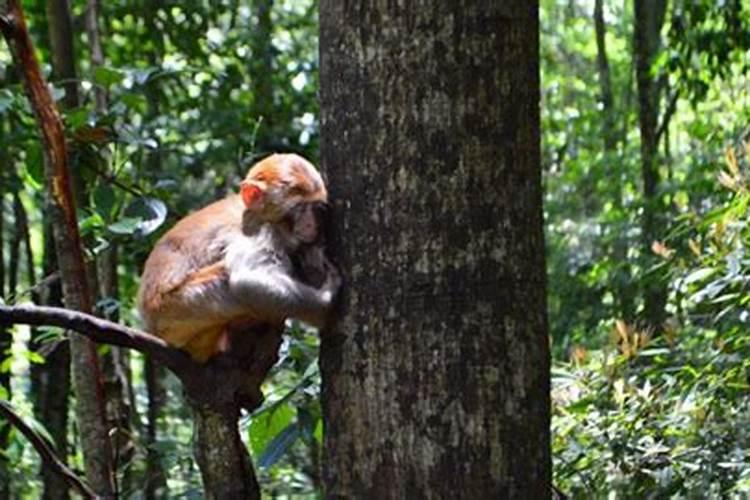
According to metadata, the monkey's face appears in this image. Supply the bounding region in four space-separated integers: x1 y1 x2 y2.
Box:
283 201 328 246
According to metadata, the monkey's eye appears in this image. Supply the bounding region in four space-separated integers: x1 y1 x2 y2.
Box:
288 185 307 197
312 201 328 212
312 202 329 221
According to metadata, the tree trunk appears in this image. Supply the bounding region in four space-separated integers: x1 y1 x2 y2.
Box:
31 222 72 500
144 357 167 498
140 3 168 494
319 2 550 498
86 1 137 491
249 0 275 152
594 0 616 152
1 1 115 496
634 0 668 331
594 0 633 321
190 402 260 500
0 174 10 500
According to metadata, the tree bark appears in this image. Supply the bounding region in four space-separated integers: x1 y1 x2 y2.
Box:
594 0 633 321
139 3 168 493
594 0 616 152
190 402 260 500
86 1 137 491
0 1 116 496
45 0 78 109
634 0 668 331
319 2 550 498
144 357 167 498
249 0 275 152
0 173 10 500
32 222 71 500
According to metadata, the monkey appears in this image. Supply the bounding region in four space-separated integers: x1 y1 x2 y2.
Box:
137 153 341 363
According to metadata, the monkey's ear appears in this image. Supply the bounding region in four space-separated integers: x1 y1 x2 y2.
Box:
240 181 264 209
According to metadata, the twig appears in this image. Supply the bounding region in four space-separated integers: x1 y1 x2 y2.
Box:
0 400 96 499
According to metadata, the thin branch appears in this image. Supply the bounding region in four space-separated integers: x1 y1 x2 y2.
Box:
82 161 143 198
0 304 194 375
0 400 96 499
656 90 679 144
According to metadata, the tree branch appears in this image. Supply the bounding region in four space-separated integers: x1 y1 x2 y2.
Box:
0 400 96 499
0 304 194 375
656 89 679 144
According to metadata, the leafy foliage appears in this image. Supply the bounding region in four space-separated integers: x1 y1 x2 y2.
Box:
1 0 749 496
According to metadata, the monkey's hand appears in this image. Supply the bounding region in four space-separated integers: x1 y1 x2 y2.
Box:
293 244 327 288
320 256 342 304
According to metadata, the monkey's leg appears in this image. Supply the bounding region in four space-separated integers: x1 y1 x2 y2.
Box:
181 327 230 363
156 262 242 358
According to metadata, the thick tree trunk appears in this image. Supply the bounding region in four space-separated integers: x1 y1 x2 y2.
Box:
319 2 550 498
1 1 115 496
634 0 668 331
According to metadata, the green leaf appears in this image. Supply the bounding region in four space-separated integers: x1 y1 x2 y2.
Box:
123 197 168 237
107 216 142 235
119 93 147 110
563 396 597 414
683 268 717 284
93 184 117 221
65 107 90 129
107 197 167 237
24 351 45 364
248 403 295 459
257 422 301 469
313 419 323 443
93 66 126 88
24 144 44 185
0 89 14 114
0 357 12 374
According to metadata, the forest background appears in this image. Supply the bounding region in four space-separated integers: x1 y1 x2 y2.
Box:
0 0 749 497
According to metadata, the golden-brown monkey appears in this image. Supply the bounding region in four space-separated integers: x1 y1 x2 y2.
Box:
137 153 340 362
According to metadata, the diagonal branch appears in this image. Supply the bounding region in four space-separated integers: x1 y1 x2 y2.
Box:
0 400 96 499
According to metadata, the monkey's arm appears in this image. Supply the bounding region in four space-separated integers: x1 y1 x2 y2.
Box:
229 263 340 328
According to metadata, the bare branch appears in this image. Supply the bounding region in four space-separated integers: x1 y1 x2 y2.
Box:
0 304 193 374
0 400 96 499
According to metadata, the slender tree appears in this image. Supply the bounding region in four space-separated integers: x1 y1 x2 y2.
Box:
249 0 276 152
594 0 634 321
634 0 668 331
0 1 115 495
86 0 138 491
139 1 168 493
319 2 550 498
0 170 10 500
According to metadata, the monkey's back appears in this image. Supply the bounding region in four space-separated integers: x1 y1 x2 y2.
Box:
137 195 245 332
